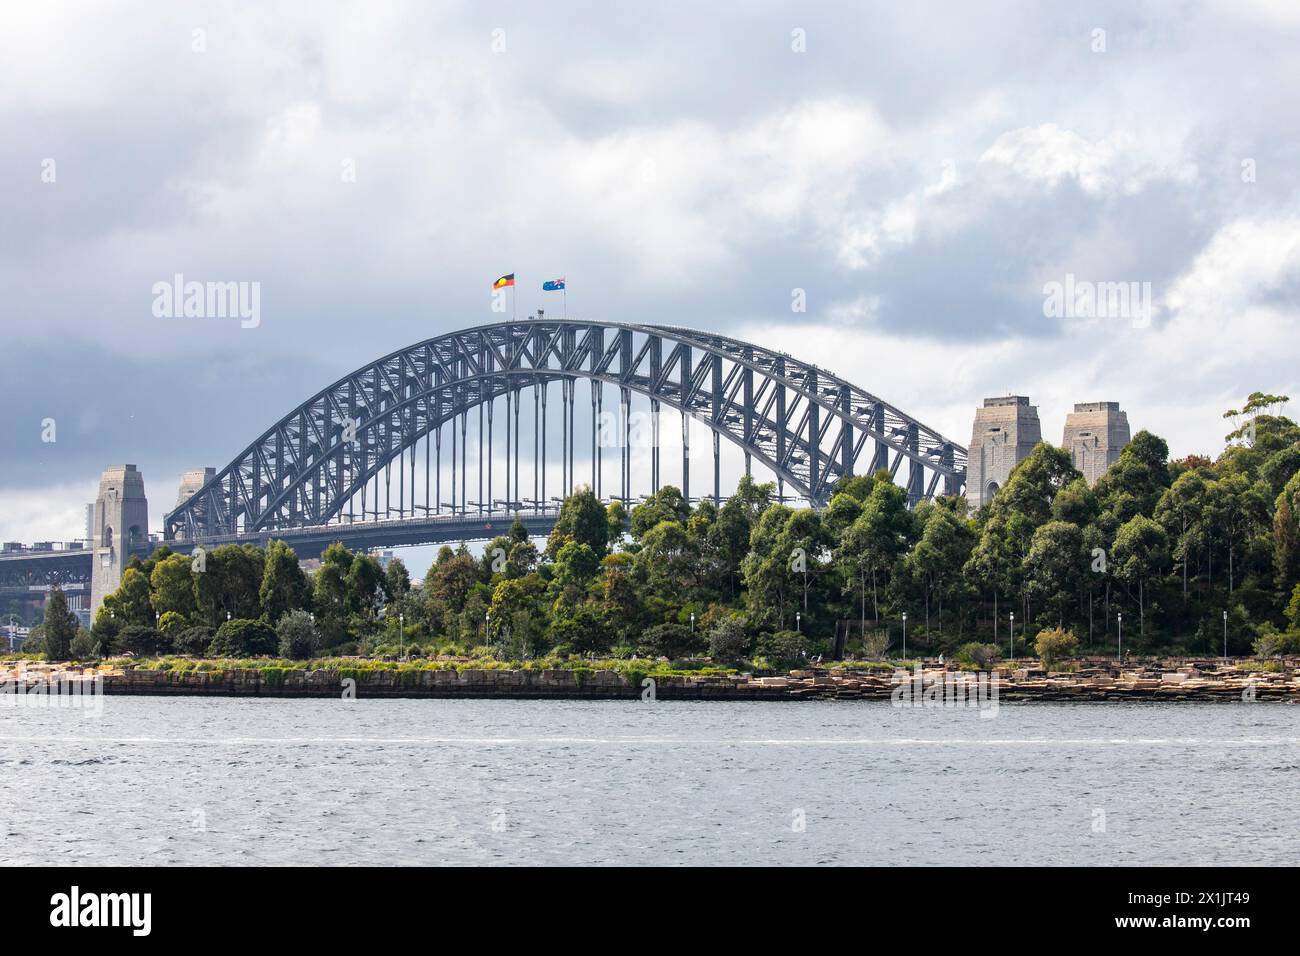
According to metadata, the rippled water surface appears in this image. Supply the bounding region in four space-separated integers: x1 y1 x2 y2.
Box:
2 697 1297 865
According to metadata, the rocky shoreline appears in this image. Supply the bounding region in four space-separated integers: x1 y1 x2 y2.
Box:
3 657 1299 702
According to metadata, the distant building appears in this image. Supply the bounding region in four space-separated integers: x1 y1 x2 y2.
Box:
966 396 1042 511
1063 402 1131 485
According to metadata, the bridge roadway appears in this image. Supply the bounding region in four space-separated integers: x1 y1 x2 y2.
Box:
0 508 565 598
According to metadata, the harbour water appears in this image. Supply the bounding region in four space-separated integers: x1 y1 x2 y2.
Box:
2 698 1296 865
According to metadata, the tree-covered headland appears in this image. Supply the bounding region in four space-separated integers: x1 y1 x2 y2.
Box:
38 392 1300 667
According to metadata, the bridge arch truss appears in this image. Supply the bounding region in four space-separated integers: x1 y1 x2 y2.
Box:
165 320 967 540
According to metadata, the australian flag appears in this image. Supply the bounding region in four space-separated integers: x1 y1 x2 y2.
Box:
542 278 566 291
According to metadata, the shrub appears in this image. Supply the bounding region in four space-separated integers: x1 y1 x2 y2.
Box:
756 630 808 668
859 629 890 660
208 618 278 657
174 626 215 656
276 610 321 660
706 616 750 662
22 625 46 656
548 605 610 655
1252 625 1300 658
117 625 165 657
157 610 186 636
1033 627 1079 670
69 629 100 660
637 622 702 659
954 642 1002 671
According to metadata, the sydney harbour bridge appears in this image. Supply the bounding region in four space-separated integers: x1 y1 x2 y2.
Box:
0 318 968 608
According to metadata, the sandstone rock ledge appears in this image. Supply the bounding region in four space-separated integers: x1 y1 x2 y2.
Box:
4 658 1297 702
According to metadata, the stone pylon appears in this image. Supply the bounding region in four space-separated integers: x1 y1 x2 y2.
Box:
90 465 149 616
966 396 1041 511
1063 402 1130 485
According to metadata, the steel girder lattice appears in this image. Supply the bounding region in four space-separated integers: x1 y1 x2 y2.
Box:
164 320 967 540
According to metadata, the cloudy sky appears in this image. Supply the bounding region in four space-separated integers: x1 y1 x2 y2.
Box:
2 0 1298 544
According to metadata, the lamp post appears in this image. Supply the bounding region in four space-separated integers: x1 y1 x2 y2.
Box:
690 612 695 633
1222 609 1228 659
399 612 404 660
901 612 907 659
484 610 490 644
796 611 801 633
1009 611 1014 660
1117 612 1123 662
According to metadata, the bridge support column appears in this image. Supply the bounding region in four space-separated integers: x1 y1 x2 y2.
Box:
513 387 521 511
594 381 602 499
621 386 630 504
560 380 567 500
504 390 509 509
681 410 690 503
567 378 575 495
533 383 540 513
906 422 924 507
651 400 660 494
460 411 468 514
540 382 548 509
713 430 720 506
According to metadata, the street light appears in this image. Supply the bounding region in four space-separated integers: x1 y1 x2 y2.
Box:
1009 611 1014 660
1117 611 1123 662
399 612 404 660
795 611 801 633
1222 609 1228 659
901 612 907 659
690 612 695 633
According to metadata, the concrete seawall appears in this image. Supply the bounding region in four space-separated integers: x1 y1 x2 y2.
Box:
81 661 1300 701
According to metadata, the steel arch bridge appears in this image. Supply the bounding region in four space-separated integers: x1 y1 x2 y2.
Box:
164 319 967 541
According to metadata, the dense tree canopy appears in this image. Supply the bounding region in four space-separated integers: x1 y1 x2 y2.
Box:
80 391 1300 664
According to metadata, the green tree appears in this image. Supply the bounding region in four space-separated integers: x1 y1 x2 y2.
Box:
1024 520 1088 628
629 485 690 541
194 544 264 625
1111 515 1170 639
638 622 701 659
260 539 309 623
345 553 385 618
1206 473 1271 593
1155 469 1211 598
150 553 197 619
1033 626 1080 670
841 481 912 626
276 609 321 659
547 486 610 558
102 567 153 627
904 504 975 635
42 585 76 662
706 615 750 662
1094 430 1171 524
208 618 278 657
